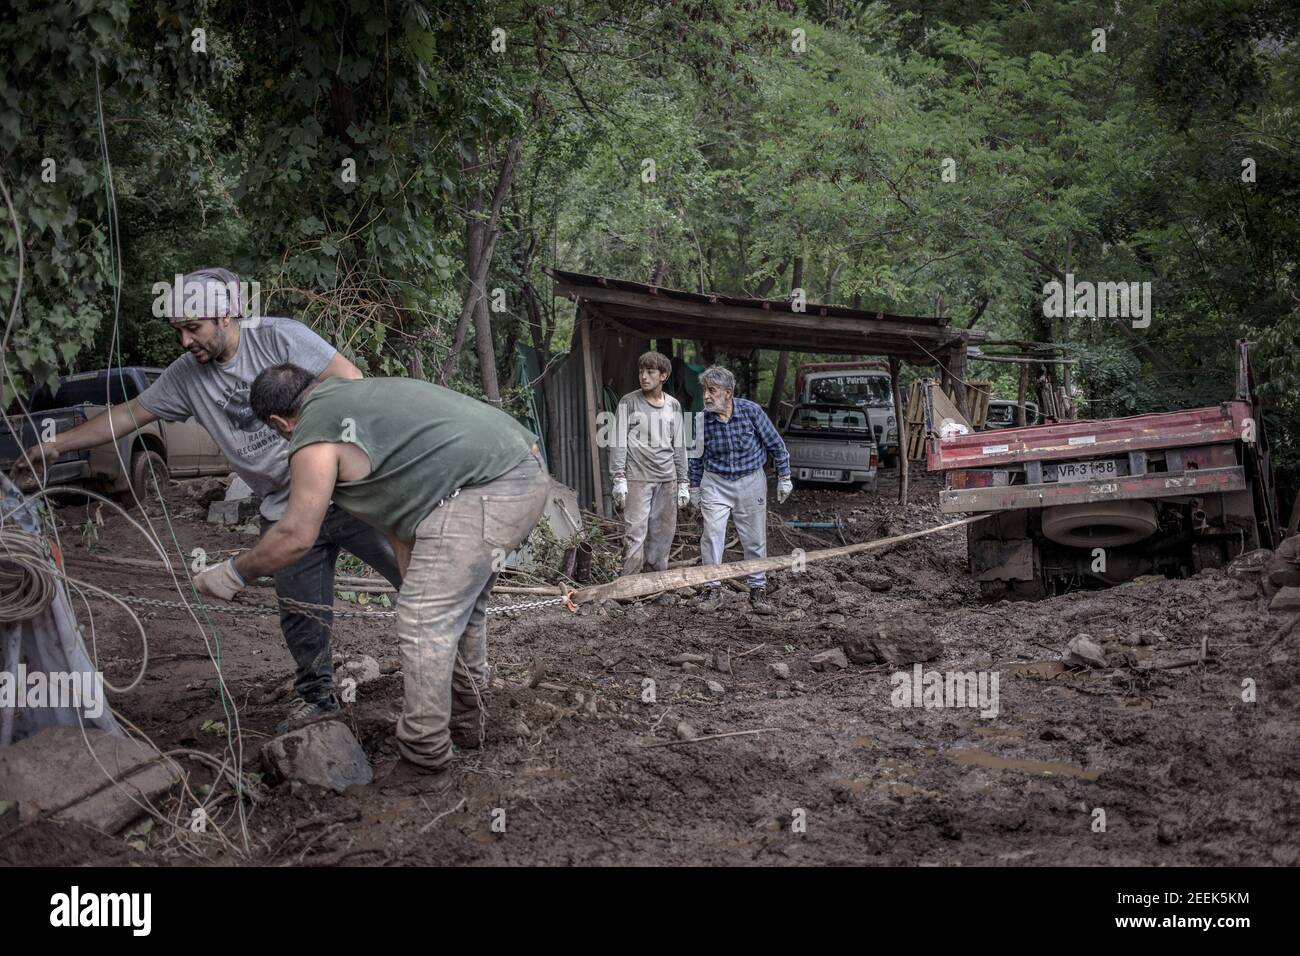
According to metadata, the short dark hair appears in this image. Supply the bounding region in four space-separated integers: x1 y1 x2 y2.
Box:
251 363 316 424
638 350 671 376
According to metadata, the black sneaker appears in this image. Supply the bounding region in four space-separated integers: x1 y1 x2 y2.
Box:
275 694 341 735
698 588 726 612
749 587 776 615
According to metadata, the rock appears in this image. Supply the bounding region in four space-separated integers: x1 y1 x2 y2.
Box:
681 662 701 673
1064 634 1108 669
511 719 531 739
841 614 941 666
855 571 893 592
704 680 726 697
1138 628 1163 646
791 680 808 693
711 651 732 674
0 726 181 834
675 721 698 741
1269 586 1300 613
185 476 229 508
236 521 261 537
783 608 806 621
225 475 254 501
768 662 791 680
261 721 372 793
668 653 709 665
810 648 849 671
338 655 382 685
207 498 259 526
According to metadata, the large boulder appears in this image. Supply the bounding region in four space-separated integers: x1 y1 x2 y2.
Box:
841 615 941 666
261 720 372 793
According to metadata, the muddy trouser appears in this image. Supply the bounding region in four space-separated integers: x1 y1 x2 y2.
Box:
699 468 768 590
621 479 678 576
262 505 403 706
395 451 550 769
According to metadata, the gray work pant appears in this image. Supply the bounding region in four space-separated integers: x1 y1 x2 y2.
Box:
394 451 550 769
699 468 768 589
621 479 678 576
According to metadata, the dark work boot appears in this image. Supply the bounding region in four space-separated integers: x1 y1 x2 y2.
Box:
749 587 776 616
448 708 486 750
698 588 726 612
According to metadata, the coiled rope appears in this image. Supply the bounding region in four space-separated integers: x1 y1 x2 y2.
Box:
0 527 56 623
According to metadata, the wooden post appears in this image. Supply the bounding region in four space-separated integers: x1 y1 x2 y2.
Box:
949 342 971 421
889 356 909 508
1016 362 1029 427
1060 360 1074 420
580 307 605 514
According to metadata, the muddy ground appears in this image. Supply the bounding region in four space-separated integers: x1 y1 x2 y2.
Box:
3 470 1298 866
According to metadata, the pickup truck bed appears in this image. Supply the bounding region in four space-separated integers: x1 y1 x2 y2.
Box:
926 342 1279 597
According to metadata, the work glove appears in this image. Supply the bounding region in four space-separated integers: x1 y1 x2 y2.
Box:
612 477 628 510
688 485 701 510
676 480 690 508
195 556 246 601
776 476 793 504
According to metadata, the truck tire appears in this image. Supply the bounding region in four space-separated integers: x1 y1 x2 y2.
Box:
129 449 168 500
1041 500 1158 549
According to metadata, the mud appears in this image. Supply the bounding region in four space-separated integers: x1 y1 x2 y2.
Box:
3 472 1297 867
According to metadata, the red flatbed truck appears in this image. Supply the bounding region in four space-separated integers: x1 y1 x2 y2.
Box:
927 342 1280 598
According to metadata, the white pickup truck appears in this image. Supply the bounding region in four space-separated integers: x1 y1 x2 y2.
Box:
796 365 899 466
781 403 879 492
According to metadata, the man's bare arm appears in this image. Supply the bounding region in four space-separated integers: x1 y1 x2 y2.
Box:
233 444 338 580
318 352 363 382
13 398 160 482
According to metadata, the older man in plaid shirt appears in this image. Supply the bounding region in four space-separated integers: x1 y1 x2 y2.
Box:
688 365 792 614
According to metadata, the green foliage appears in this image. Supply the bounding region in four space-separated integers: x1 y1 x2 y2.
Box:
5 0 1300 495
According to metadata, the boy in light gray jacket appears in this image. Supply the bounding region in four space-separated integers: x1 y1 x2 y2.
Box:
610 351 689 577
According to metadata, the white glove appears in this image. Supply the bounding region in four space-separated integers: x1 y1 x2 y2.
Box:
777 476 793 504
195 557 246 601
612 477 628 510
676 481 690 508
688 486 701 509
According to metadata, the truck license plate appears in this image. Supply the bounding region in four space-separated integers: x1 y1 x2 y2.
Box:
811 468 842 480
1056 459 1120 482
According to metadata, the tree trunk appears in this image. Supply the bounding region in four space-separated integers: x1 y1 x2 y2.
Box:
438 136 523 387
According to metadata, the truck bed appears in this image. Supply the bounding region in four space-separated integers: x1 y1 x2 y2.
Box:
927 401 1251 471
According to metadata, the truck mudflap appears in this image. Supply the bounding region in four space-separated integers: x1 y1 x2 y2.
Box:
939 465 1246 513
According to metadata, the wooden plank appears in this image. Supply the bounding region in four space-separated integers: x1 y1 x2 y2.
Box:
571 515 990 604
889 356 909 508
579 306 605 514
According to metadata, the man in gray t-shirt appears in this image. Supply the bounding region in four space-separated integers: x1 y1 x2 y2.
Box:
13 267 402 732
138 314 335 521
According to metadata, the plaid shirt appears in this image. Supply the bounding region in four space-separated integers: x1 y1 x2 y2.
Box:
688 398 791 485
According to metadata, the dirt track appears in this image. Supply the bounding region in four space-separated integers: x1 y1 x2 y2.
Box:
3 472 1298 866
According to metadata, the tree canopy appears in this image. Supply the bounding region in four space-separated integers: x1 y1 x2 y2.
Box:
4 0 1299 487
